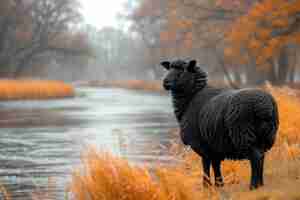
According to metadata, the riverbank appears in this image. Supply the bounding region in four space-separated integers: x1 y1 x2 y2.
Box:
69 85 300 200
76 80 164 93
0 79 75 100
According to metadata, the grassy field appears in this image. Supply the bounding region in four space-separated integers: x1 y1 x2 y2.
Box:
69 85 300 200
0 79 74 100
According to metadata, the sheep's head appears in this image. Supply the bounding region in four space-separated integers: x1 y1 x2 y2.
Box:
161 59 207 94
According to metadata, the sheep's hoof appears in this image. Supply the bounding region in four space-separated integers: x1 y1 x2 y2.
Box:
215 177 224 187
250 183 263 190
215 181 224 187
203 181 212 188
203 176 212 188
250 185 257 190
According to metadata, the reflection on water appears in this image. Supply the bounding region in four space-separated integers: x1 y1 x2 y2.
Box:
0 87 177 199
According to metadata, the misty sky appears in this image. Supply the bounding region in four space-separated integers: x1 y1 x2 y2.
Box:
79 0 128 28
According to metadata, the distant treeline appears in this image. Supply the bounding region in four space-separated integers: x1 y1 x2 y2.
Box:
125 0 300 86
2 0 300 86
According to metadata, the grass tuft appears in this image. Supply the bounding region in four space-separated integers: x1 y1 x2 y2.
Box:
69 148 219 200
0 184 11 200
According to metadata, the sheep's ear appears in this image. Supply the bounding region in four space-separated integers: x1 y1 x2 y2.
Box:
187 60 197 72
161 61 170 70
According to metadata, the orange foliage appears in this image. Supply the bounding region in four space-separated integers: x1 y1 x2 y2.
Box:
156 1 194 53
160 31 177 43
226 0 300 66
132 0 163 19
0 79 74 100
183 32 194 49
216 0 245 9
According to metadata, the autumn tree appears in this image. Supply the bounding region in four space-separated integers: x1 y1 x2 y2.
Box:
225 0 300 85
129 0 167 78
129 0 245 83
0 0 90 77
129 0 300 85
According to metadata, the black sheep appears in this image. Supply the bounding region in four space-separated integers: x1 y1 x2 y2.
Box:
161 59 279 190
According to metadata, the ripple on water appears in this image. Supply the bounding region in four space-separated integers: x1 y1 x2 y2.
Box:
0 87 177 199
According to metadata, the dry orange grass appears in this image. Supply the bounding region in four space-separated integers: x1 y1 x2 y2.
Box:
70 85 300 200
0 184 11 200
69 148 219 200
0 79 74 100
266 84 300 144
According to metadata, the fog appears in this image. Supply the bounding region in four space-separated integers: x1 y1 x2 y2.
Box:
1 0 299 86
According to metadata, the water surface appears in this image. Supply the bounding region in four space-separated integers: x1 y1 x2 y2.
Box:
0 87 177 199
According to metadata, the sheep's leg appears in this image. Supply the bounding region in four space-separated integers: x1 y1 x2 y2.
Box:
259 154 265 186
202 157 211 187
212 159 224 187
249 148 264 190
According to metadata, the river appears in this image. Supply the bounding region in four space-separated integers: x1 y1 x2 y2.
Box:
0 87 177 199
